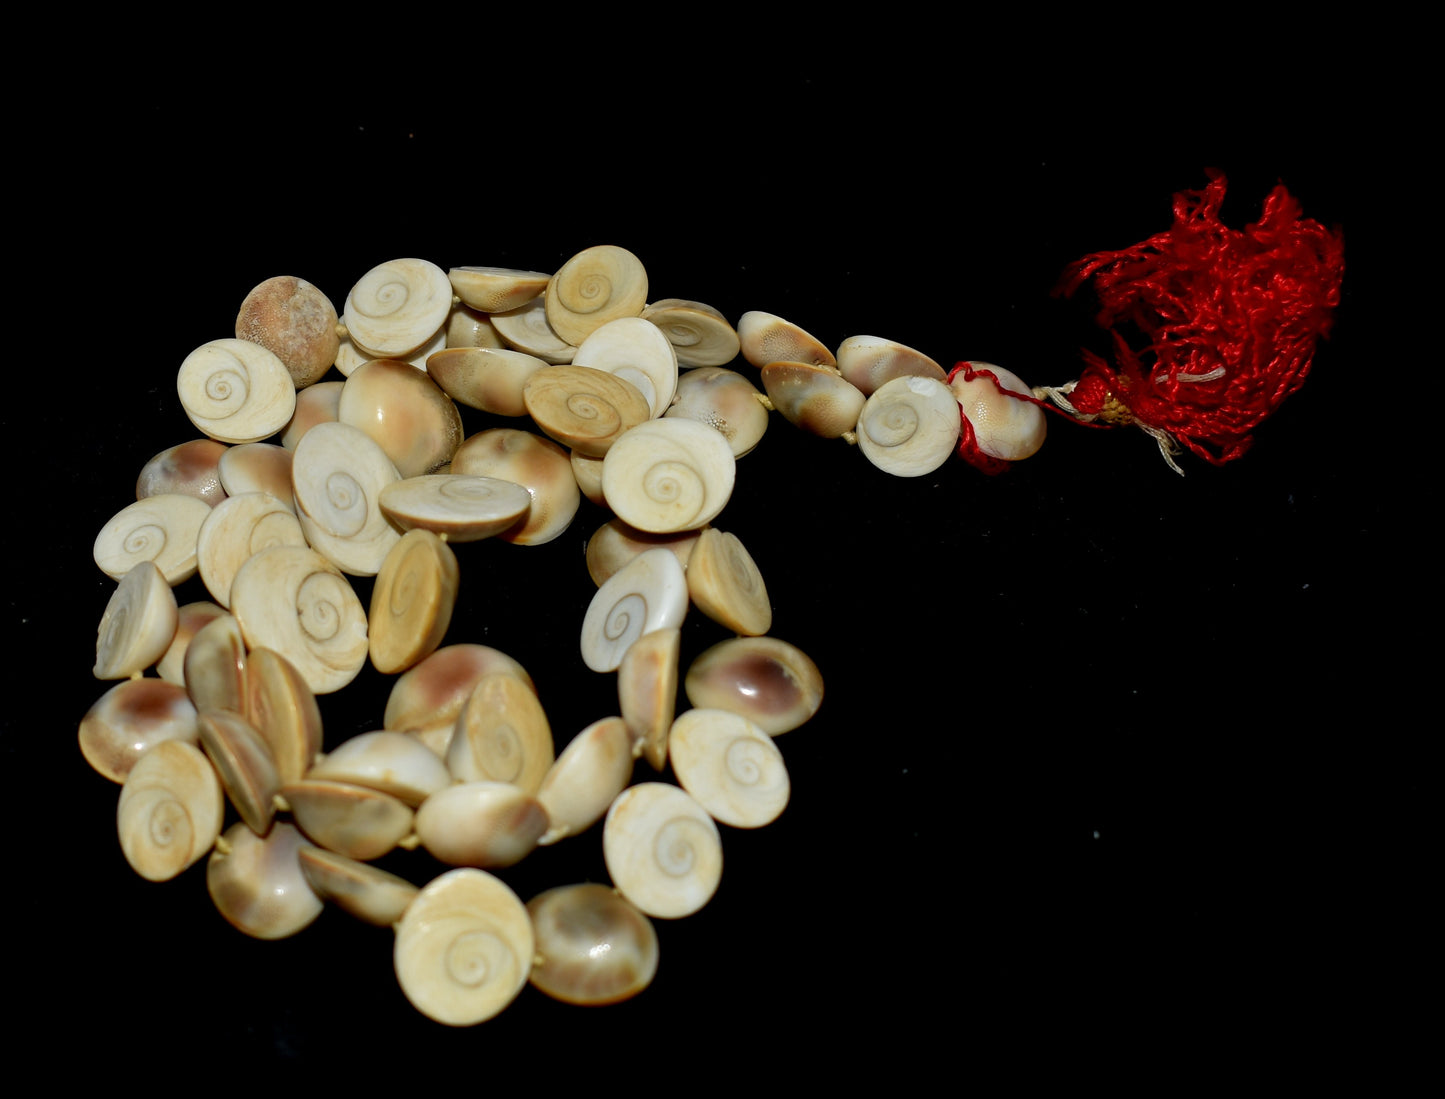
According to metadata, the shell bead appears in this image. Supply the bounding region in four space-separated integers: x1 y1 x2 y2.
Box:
855 375 962 477
448 672 554 794
393 868 534 1026
291 421 402 576
449 429 579 546
195 492 307 608
136 439 228 506
413 782 548 869
229 545 369 695
685 636 824 735
527 884 659 1006
522 365 653 456
243 647 323 785
603 782 723 919
309 730 452 807
641 298 740 368
378 475 532 543
343 258 453 358
206 821 322 940
601 418 736 534
668 709 790 828
426 346 547 417
177 338 297 444
580 547 689 673
836 334 947 396
737 310 835 368
685 528 772 637
94 493 211 584
235 275 340 389
79 677 199 783
367 528 460 676
949 362 1048 461
545 245 648 347
116 740 224 882
572 315 679 417
197 709 281 836
283 779 415 861
298 847 419 927
447 265 551 313
664 366 769 458
759 361 866 439
336 358 464 478
94 561 179 680
534 716 635 844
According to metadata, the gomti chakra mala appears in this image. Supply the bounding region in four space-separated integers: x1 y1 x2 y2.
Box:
80 173 1344 1026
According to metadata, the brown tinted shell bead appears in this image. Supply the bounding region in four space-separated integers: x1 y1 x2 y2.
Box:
527 884 659 1005
684 636 824 735
337 358 465 478
760 361 865 439
235 275 340 389
80 678 198 784
450 429 579 546
207 821 322 940
383 644 536 738
136 439 229 507
117 740 224 882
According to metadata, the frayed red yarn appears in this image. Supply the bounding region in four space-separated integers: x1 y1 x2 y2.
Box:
1058 172 1344 465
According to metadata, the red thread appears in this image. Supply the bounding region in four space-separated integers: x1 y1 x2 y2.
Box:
1058 172 1345 465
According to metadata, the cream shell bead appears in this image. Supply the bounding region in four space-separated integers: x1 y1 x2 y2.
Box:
157 601 228 686
181 613 246 714
368 528 459 676
283 779 415 862
291 421 402 576
94 493 211 584
836 335 947 396
641 298 740 368
585 517 701 587
604 782 722 919
580 547 689 674
414 782 548 868
383 644 535 744
298 847 419 927
545 245 648 347
309 730 452 807
343 258 453 359
217 443 295 510
79 677 198 783
135 439 228 506
618 626 680 771
668 709 789 828
337 358 464 478
664 367 770 458
449 429 579 546
378 475 532 543
197 709 280 836
535 716 635 844
601 418 735 534
490 296 576 364
527 884 659 1006
177 338 297 444
207 821 322 940
445 305 507 351
737 310 835 369
523 366 652 457
94 561 178 679
117 739 223 881
447 266 551 313
572 315 679 417
760 361 865 439
425 347 547 417
393 868 534 1026
196 492 307 608
948 362 1047 461
280 380 343 451
855 375 961 477
229 545 369 695
447 672 554 794
243 647 323 786
685 528 772 637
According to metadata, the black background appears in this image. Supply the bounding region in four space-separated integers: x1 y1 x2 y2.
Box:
13 46 1420 1075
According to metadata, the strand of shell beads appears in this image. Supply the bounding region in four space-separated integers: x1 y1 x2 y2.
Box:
82 248 1048 1026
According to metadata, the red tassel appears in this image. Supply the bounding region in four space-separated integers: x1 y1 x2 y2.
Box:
1057 172 1344 466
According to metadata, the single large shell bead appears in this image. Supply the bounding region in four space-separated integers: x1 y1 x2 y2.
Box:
117 739 224 882
685 636 824 735
668 709 790 828
394 868 534 1026
601 418 735 534
176 338 297 444
291 421 403 576
855 375 962 477
207 821 323 940
93 561 179 680
235 275 340 390
94 494 211 585
368 528 460 676
527 884 659 1006
580 547 689 673
545 245 648 347
343 258 453 359
948 362 1048 461
603 782 723 919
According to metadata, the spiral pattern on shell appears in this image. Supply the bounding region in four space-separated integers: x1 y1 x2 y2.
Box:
393 868 534 1025
122 521 166 558
117 741 223 882
724 736 770 787
197 354 251 420
248 511 301 555
652 814 707 878
641 460 706 527
387 537 429 618
556 270 614 317
177 339 295 444
604 592 646 643
349 272 412 321
296 570 348 643
318 471 367 537
861 397 922 447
